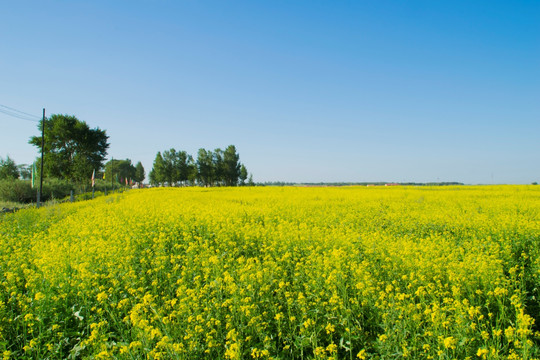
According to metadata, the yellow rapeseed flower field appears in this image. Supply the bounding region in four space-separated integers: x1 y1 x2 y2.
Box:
0 185 539 359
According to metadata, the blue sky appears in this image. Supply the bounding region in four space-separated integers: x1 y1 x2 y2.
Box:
1 1 538 184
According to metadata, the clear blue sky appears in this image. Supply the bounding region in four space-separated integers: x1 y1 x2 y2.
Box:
1 1 538 184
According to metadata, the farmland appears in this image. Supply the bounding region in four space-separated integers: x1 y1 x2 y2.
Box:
0 186 539 359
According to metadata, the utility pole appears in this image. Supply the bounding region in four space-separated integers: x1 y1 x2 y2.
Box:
111 157 114 192
37 108 45 207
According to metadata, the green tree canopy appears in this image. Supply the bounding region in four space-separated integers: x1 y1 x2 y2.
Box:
104 159 136 184
162 149 180 186
196 149 214 187
239 164 248 186
149 152 166 186
212 148 224 186
150 145 248 187
223 145 241 186
187 155 197 185
0 156 19 180
29 114 109 183
17 164 31 180
134 161 145 183
175 150 191 185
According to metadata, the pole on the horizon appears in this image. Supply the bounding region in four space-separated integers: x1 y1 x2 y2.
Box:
37 108 45 207
111 157 114 193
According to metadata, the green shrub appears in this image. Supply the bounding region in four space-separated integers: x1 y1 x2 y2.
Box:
0 178 127 204
41 178 75 202
0 180 35 203
0 179 77 204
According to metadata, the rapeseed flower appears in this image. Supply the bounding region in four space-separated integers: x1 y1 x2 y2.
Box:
0 185 538 359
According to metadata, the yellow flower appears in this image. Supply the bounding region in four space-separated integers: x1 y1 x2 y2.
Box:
476 348 488 358
96 291 108 302
357 349 367 359
313 347 325 357
96 351 112 359
325 323 335 334
326 343 338 354
505 326 515 340
2 185 537 358
303 318 315 329
225 343 241 360
443 336 456 349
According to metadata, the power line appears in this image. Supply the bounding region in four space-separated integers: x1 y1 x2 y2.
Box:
0 108 40 123
0 104 41 119
0 104 41 122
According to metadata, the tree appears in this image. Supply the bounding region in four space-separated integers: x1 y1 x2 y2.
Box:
18 164 31 180
196 149 213 187
212 148 224 186
239 164 248 186
156 149 192 186
134 162 145 183
104 159 136 185
0 156 19 180
187 155 197 185
149 145 252 187
29 114 109 183
176 151 190 186
223 145 241 186
149 152 166 186
162 149 179 186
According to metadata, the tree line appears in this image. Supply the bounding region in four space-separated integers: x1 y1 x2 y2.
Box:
1 113 256 204
0 156 30 180
25 115 148 187
103 159 145 185
149 145 252 187
4 113 253 188
21 114 256 188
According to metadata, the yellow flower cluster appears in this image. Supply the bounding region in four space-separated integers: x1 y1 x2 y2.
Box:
0 185 539 359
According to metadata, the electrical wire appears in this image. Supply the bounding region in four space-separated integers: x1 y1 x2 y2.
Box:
0 104 41 119
0 104 41 122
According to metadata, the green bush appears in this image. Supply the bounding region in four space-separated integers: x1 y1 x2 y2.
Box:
0 178 128 204
0 179 76 204
0 180 35 203
41 178 75 202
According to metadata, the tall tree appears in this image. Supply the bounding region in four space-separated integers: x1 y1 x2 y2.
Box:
212 148 224 186
149 152 166 186
149 145 251 187
104 159 136 184
0 156 19 180
176 151 190 186
18 164 32 180
29 114 109 183
162 149 180 186
239 164 248 186
134 161 145 183
196 149 213 187
223 145 241 186
187 155 197 185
